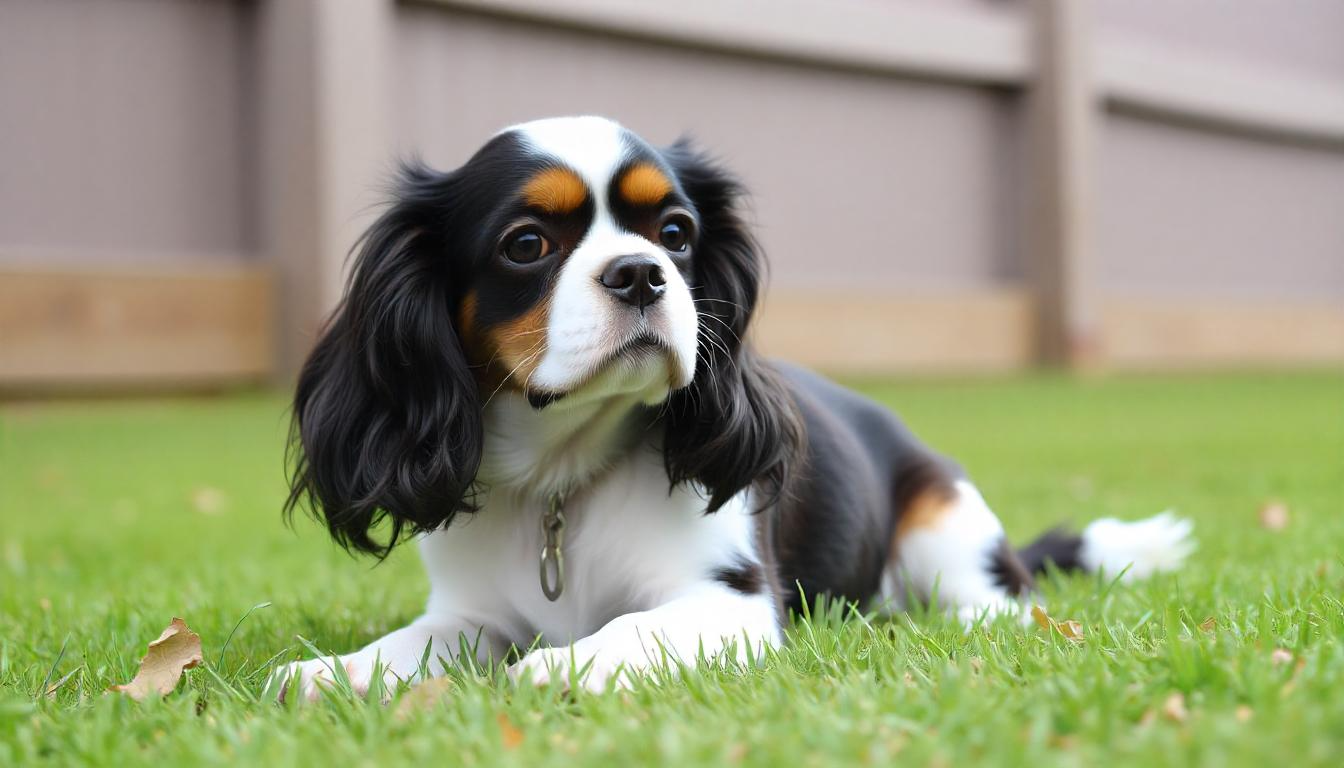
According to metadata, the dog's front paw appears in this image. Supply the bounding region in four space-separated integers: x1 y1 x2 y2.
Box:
954 598 1031 628
270 653 405 702
508 643 640 693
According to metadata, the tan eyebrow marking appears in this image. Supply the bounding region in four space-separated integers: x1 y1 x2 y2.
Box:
618 162 673 206
521 167 587 214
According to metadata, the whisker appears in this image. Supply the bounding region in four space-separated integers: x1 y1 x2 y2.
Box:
692 297 746 311
699 326 732 360
697 312 742 345
483 340 546 408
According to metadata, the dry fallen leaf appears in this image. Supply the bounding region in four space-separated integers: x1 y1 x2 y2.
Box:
191 487 227 515
1235 705 1254 723
1032 605 1085 642
1067 475 1095 501
393 677 456 720
1198 616 1217 633
497 713 524 750
109 618 202 700
1031 605 1051 632
1058 620 1085 641
1258 501 1290 531
1162 692 1189 723
1280 655 1308 697
1049 733 1078 751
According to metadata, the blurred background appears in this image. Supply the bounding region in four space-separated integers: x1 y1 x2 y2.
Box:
1 0 1342 393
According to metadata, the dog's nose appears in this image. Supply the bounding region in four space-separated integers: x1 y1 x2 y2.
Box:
600 255 666 311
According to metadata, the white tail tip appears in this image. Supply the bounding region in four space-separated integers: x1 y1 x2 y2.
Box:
1080 511 1195 582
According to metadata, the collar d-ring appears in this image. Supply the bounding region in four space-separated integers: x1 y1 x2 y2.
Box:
539 493 566 601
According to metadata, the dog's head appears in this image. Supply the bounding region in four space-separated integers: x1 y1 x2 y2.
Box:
287 116 801 555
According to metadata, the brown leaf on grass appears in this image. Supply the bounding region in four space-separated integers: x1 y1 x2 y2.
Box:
191 487 228 515
1258 502 1289 531
497 713 524 750
1280 655 1308 697
108 618 202 700
1049 733 1078 751
35 465 65 489
1031 605 1051 631
1162 692 1189 723
1235 705 1254 723
1058 620 1085 641
393 677 457 720
1198 616 1217 633
1032 605 1085 642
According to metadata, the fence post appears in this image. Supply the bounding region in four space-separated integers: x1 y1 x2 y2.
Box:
257 0 393 380
1026 0 1101 368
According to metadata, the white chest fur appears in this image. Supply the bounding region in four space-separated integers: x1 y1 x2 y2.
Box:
418 442 758 646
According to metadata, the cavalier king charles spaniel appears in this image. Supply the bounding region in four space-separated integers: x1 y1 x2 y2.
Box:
276 116 1193 699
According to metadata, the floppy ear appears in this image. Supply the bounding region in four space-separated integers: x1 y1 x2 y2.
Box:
285 162 482 557
659 140 805 512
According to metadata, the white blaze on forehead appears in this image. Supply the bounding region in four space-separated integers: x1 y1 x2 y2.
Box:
505 116 630 202
498 116 700 397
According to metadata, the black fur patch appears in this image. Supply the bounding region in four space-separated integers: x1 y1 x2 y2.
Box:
989 537 1036 596
1016 528 1086 575
712 558 765 595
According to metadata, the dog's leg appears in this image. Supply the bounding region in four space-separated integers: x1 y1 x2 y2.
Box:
273 614 503 702
509 584 781 692
883 479 1030 624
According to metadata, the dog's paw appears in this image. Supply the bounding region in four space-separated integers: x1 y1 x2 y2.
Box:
270 653 405 703
508 643 640 693
955 599 1031 629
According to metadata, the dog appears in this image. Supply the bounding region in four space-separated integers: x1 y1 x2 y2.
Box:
276 116 1193 699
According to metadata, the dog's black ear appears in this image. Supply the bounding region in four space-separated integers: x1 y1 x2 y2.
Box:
659 140 804 512
285 162 481 557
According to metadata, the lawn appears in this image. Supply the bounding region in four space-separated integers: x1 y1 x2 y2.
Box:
2 371 1342 766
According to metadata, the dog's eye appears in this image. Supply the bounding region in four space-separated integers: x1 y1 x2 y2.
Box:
502 231 553 265
659 219 690 252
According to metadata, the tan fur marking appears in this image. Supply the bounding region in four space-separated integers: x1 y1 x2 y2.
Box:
457 291 479 343
618 162 673 206
475 298 551 392
894 484 958 542
521 167 587 214
456 290 489 376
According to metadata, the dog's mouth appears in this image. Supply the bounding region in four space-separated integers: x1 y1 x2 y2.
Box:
612 333 667 360
527 333 674 409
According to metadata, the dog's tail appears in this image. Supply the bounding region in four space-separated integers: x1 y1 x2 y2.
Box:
1017 511 1194 582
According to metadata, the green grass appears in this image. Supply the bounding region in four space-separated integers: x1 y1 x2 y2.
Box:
2 371 1342 766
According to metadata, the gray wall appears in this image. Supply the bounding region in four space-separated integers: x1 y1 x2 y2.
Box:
394 5 1025 295
0 0 258 263
1099 114 1344 301
1096 0 1344 81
